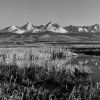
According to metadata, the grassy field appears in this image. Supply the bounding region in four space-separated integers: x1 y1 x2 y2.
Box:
0 46 99 100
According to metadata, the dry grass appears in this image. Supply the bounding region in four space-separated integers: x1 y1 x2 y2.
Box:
0 46 98 100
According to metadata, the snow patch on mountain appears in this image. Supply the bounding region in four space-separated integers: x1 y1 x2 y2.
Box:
78 27 83 32
78 27 88 32
32 27 40 33
13 29 25 34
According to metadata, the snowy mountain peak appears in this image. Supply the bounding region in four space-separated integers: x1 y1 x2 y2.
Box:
45 22 60 28
22 22 34 31
45 22 67 33
2 25 25 34
8 25 19 31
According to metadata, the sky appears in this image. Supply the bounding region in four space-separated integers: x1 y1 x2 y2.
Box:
0 0 100 28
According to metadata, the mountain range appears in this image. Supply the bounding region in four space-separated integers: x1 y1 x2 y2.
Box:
0 22 100 45
1 22 100 34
